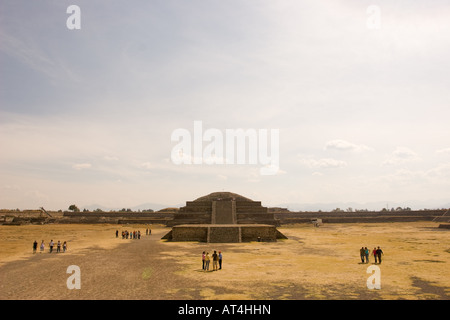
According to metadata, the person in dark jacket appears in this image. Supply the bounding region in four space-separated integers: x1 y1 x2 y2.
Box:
376 246 384 264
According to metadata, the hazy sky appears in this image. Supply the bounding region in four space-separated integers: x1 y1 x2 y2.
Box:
1 0 450 210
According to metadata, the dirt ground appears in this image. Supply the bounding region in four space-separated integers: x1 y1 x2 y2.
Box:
0 222 449 300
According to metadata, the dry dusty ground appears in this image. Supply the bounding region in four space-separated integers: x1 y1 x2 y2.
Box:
0 222 449 300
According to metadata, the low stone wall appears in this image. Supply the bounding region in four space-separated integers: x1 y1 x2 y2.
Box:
63 212 170 218
171 225 208 241
274 210 447 224
61 212 172 225
117 218 168 225
209 226 240 243
166 224 285 242
240 225 278 242
2 209 447 226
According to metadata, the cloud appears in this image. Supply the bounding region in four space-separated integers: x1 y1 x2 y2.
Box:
299 157 347 169
140 162 154 170
2 184 21 191
72 163 92 170
382 147 420 166
324 139 373 152
436 148 450 154
104 156 119 161
377 163 450 185
392 147 418 159
426 162 450 180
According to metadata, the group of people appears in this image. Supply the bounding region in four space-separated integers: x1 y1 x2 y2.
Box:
202 250 223 271
117 228 152 239
118 230 143 239
33 240 67 253
360 246 384 264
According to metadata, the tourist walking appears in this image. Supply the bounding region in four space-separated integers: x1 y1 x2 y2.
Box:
212 251 218 271
364 247 370 264
219 251 223 270
57 241 61 253
376 246 384 264
63 241 67 252
360 247 365 263
205 252 210 271
49 240 54 253
33 240 38 253
202 251 206 270
40 240 45 253
373 247 378 264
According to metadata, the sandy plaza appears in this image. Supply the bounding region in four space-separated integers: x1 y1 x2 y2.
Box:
0 222 448 300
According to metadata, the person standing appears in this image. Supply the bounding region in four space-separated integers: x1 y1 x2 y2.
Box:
212 251 218 271
364 247 370 264
202 251 206 270
373 247 378 264
33 240 38 253
376 246 384 264
57 240 61 253
360 247 365 263
218 251 223 270
49 240 54 253
40 240 45 253
63 241 67 253
205 252 210 271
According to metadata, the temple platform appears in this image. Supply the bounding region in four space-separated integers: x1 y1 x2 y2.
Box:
162 224 287 243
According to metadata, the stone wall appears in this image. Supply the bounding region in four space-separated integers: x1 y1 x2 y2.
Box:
274 210 448 224
240 225 278 242
165 224 285 242
209 226 240 242
171 225 208 241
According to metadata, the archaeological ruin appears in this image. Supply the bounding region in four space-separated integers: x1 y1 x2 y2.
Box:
162 192 288 242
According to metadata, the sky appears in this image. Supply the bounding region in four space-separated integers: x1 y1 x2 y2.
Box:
1 0 450 211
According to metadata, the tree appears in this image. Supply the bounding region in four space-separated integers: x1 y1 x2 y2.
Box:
68 204 80 212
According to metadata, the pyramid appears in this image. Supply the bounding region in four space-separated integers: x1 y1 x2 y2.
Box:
162 192 287 242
